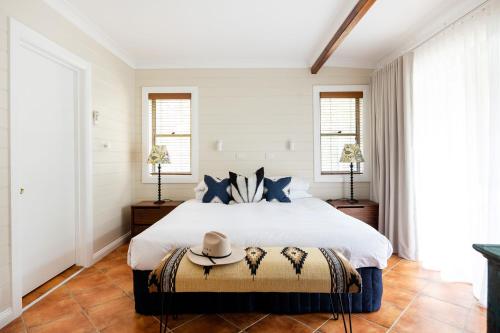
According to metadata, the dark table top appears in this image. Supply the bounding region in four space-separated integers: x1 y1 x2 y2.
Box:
473 244 500 261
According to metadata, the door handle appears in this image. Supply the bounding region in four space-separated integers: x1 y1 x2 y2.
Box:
20 188 24 194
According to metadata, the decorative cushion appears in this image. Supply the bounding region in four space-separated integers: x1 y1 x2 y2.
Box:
264 177 291 202
229 167 265 203
201 175 231 204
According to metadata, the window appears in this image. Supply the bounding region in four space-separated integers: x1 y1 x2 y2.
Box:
142 87 198 183
313 85 370 182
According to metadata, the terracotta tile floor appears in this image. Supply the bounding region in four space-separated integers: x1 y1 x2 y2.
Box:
1 244 486 333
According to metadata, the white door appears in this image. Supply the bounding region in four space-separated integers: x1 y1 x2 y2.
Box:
13 38 77 295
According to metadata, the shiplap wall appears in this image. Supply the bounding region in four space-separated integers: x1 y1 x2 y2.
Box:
134 68 372 202
0 0 135 314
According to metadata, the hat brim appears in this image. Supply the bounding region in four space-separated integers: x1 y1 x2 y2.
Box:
187 246 246 266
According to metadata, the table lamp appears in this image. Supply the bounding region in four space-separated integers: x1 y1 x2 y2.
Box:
147 145 170 204
340 143 365 203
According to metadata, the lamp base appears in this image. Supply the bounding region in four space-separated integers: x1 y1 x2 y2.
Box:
348 199 359 204
154 200 165 205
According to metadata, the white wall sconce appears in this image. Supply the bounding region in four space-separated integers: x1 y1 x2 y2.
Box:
216 140 223 152
287 140 295 151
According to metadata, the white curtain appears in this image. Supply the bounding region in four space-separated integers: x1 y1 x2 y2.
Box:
371 54 416 260
413 0 500 306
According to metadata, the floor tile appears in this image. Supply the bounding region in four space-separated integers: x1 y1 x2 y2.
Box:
94 257 127 272
288 312 331 330
155 314 201 330
361 301 403 328
172 315 239 333
317 316 385 333
382 284 416 309
391 260 441 281
219 313 267 330
383 270 429 293
408 295 468 329
100 313 159 333
65 271 110 292
22 297 81 328
0 317 26 333
465 305 487 333
113 276 134 296
393 307 462 333
86 296 135 330
421 281 477 308
28 312 95 333
104 263 133 281
72 284 126 309
246 315 311 333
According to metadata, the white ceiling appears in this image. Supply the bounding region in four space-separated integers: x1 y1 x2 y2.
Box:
47 0 485 69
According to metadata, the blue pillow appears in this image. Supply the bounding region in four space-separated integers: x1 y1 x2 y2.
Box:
264 177 291 202
202 175 231 204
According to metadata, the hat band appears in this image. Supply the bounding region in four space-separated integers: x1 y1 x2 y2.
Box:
189 249 232 265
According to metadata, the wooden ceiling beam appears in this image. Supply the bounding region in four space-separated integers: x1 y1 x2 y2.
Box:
311 0 376 74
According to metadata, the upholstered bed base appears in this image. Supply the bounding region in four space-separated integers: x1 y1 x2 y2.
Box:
133 267 383 314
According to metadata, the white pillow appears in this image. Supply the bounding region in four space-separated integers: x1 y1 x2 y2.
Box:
268 176 310 191
289 190 313 200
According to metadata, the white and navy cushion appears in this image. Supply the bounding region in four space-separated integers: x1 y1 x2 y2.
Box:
264 177 291 202
229 167 265 203
201 175 231 204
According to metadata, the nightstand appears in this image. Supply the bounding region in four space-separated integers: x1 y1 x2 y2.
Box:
327 199 379 230
131 201 183 237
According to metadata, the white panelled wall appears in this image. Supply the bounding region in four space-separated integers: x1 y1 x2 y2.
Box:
134 68 372 202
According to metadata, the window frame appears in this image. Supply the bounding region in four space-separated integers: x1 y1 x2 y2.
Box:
313 85 371 183
142 86 199 184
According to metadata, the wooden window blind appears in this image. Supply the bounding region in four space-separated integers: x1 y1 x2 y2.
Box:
148 93 192 175
319 91 363 175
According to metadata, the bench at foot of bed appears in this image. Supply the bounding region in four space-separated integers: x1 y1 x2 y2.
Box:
133 268 382 314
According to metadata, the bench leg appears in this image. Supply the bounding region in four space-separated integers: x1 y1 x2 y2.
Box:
329 294 353 333
160 293 168 333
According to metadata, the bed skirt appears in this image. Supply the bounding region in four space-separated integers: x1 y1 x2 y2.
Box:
132 267 382 314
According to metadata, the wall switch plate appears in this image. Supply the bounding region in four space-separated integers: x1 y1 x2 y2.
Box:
92 110 100 125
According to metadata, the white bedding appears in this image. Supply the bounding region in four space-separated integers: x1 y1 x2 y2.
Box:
128 198 393 270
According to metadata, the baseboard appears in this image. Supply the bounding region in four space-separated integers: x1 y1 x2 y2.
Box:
0 307 15 329
92 232 131 264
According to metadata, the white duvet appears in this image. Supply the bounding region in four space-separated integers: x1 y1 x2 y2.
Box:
128 198 393 270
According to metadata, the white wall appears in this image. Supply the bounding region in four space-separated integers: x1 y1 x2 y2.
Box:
134 68 372 202
0 0 135 315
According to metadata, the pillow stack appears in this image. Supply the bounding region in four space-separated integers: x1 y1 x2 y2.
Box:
195 167 310 204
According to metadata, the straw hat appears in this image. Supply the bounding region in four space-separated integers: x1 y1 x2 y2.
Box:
187 231 245 266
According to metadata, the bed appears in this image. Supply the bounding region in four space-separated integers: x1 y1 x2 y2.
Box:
128 197 393 314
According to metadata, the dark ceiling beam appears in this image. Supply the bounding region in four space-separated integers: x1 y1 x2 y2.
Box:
311 0 376 74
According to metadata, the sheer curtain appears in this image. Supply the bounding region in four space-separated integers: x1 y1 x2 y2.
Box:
413 0 500 305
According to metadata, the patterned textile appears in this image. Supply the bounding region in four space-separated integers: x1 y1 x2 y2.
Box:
264 177 291 202
149 247 362 294
201 175 231 204
229 167 265 203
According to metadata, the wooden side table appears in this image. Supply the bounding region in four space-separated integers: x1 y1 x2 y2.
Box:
327 199 379 230
131 200 183 237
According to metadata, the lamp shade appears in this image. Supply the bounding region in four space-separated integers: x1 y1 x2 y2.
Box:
339 144 365 163
147 145 170 165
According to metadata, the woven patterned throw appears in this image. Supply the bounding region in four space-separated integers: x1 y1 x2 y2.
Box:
149 247 362 294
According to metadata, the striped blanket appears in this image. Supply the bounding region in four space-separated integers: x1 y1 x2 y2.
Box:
148 247 362 294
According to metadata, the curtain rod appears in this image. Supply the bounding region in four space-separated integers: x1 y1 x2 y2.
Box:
408 0 490 53
375 0 490 70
